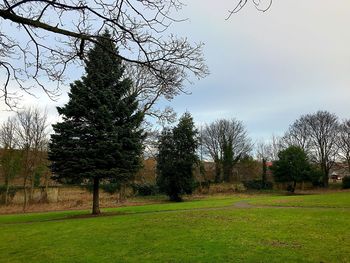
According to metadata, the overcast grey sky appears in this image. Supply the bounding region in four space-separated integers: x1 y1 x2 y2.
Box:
167 0 350 141
1 0 349 142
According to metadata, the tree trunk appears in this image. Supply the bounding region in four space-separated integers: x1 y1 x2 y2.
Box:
5 181 9 206
262 158 267 189
322 166 329 187
23 176 28 212
29 174 35 203
291 181 297 193
214 161 221 183
92 177 100 215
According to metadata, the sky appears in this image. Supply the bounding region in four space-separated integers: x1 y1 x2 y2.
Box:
1 0 349 142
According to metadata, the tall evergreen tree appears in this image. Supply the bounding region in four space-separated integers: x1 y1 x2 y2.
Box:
157 112 199 202
49 32 144 214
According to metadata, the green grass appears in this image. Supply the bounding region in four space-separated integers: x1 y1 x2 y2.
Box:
0 192 349 262
249 191 350 208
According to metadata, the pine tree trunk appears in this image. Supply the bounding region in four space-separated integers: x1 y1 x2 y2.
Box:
92 177 100 215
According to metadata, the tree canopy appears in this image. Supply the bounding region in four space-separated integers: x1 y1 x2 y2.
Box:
271 146 312 192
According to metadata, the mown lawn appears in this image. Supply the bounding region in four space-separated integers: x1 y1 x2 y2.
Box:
0 192 349 262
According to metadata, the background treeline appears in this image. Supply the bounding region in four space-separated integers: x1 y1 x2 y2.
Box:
1 108 350 207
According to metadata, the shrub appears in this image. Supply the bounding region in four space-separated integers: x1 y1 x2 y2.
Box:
83 182 121 194
243 180 273 190
0 185 18 204
342 176 350 189
132 183 159 196
194 180 211 190
309 168 324 187
233 183 246 192
101 183 121 194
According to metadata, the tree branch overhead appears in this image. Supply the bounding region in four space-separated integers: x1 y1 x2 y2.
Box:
0 0 209 107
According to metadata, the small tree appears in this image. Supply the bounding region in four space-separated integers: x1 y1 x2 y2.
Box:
271 146 311 193
16 107 49 210
157 113 199 202
49 32 144 215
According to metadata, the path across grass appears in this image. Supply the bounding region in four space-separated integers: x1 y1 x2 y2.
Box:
0 191 349 262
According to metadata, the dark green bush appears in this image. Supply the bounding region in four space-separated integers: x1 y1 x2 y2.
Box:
83 182 121 194
342 176 350 189
243 180 273 190
132 183 159 196
101 183 121 194
309 168 325 187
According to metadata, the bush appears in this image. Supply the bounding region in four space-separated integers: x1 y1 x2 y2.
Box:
243 180 273 190
194 180 211 189
132 183 159 196
101 183 121 194
309 168 324 187
0 185 18 204
83 182 121 194
342 176 350 189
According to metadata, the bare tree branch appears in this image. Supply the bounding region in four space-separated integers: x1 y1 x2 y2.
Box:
0 0 209 107
227 0 272 19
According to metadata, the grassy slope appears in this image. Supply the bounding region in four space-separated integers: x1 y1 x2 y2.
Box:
0 192 349 263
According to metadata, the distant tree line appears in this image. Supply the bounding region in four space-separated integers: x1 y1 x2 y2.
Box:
257 111 350 188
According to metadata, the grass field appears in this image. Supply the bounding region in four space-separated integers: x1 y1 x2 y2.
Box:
0 191 349 262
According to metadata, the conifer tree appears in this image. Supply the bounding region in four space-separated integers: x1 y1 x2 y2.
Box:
157 112 198 201
49 31 144 214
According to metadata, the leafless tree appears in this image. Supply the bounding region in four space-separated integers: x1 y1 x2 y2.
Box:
143 128 160 160
0 116 17 149
281 118 311 154
0 0 208 107
302 111 340 186
201 118 252 182
256 134 282 162
0 116 21 205
338 119 350 174
125 63 178 124
15 107 49 210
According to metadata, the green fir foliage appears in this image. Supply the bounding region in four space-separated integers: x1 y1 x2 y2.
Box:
49 31 144 211
157 112 199 201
